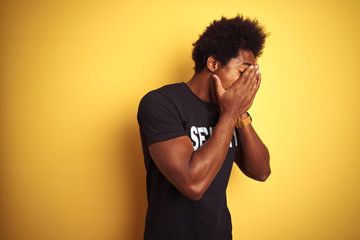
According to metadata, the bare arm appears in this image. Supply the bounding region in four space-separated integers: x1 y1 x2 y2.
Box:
234 70 271 181
234 119 271 181
148 65 260 201
149 113 236 201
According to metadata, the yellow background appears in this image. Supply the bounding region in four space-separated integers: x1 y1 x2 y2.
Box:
1 0 359 239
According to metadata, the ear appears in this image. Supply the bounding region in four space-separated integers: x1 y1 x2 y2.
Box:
206 55 220 73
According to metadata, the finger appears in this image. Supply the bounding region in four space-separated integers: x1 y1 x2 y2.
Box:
255 72 261 89
244 69 258 92
243 65 255 83
257 72 261 86
212 74 225 98
251 72 261 96
236 65 254 85
231 65 254 90
249 70 260 94
246 66 258 87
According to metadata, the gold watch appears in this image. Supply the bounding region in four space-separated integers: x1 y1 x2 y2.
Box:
235 112 252 128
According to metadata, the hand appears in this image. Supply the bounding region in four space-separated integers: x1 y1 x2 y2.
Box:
213 64 261 120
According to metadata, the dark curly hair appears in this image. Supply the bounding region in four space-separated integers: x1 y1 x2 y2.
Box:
192 15 269 73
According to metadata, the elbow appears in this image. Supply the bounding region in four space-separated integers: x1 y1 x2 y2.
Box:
256 168 271 182
187 193 204 201
252 152 271 182
183 183 205 201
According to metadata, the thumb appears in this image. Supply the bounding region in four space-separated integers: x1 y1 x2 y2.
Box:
213 74 225 98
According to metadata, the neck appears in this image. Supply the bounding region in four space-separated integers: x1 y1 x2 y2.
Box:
186 70 216 103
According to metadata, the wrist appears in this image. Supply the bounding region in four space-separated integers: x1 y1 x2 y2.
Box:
220 110 238 125
240 112 249 120
235 112 252 128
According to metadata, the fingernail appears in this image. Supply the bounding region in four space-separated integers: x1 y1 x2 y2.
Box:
250 65 254 69
255 65 258 69
256 70 259 74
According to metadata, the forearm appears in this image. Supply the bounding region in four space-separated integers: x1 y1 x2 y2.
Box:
147 111 238 201
187 112 237 198
236 123 271 181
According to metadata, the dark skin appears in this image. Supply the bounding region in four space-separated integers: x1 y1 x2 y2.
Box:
148 49 271 201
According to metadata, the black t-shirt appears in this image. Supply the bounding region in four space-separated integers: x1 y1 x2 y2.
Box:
137 82 239 240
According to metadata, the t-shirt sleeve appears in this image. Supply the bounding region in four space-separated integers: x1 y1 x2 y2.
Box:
137 90 187 147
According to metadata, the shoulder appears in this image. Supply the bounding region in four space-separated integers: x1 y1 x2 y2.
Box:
137 83 188 146
138 83 185 121
138 83 184 111
141 83 184 101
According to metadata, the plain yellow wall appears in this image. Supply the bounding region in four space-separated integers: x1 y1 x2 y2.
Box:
1 0 359 239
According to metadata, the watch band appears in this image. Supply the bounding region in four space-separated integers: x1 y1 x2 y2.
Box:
235 112 252 128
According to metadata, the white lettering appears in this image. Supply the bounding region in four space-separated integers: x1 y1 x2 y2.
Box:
229 129 238 148
209 127 214 136
233 129 238 147
190 126 199 151
198 127 207 147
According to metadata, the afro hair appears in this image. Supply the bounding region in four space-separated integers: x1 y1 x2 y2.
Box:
192 15 269 73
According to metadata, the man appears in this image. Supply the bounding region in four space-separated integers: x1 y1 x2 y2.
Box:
137 15 271 240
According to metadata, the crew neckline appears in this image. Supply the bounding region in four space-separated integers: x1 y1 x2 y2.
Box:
180 82 218 110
